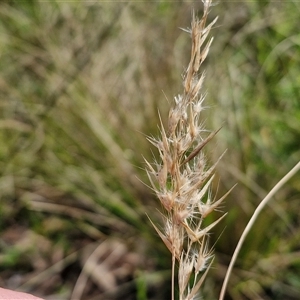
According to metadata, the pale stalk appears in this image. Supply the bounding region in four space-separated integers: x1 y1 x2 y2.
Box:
219 161 300 300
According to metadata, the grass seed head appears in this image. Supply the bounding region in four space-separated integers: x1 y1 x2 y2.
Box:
145 0 229 298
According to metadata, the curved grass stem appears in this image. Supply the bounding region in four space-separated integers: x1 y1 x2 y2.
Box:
219 161 300 300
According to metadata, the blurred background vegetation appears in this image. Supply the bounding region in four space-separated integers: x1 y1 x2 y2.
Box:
0 1 299 299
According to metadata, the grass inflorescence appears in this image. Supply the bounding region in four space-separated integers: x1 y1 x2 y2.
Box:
145 1 231 299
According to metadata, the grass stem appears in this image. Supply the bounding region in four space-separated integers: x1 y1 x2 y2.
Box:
219 161 300 300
